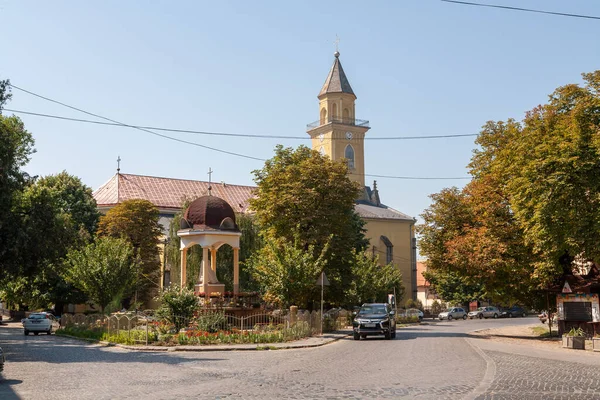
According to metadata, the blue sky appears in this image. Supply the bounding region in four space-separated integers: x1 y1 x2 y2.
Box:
2 1 600 221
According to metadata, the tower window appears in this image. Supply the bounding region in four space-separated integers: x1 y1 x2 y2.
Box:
332 103 338 118
343 108 350 122
345 145 355 169
320 108 327 125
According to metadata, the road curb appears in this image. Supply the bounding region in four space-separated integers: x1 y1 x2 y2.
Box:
54 331 351 352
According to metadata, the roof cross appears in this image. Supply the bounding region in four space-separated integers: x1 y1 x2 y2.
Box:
117 155 121 173
334 35 340 53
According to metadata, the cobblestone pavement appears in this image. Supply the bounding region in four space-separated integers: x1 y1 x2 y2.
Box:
1 317 599 399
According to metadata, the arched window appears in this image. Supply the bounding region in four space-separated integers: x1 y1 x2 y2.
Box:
345 145 355 169
381 236 393 264
320 108 327 125
332 103 338 119
343 108 350 122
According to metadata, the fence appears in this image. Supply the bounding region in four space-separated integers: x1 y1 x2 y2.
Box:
59 308 351 346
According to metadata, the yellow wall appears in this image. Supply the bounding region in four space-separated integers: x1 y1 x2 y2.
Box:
363 218 415 302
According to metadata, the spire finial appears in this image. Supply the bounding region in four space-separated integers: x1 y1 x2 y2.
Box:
334 35 340 58
207 167 213 196
117 155 121 173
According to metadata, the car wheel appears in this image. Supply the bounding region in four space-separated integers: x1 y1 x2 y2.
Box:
384 331 391 340
34 332 39 335
391 330 396 339
448 315 453 320
509 313 513 318
47 329 52 335
462 315 467 320
479 314 483 319
353 332 360 341
522 313 527 317
24 330 29 336
361 334 366 339
493 313 498 319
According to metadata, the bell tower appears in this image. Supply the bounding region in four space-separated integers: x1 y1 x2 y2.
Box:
306 51 370 188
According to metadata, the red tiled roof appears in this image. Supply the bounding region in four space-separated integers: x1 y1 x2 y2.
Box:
93 173 255 213
93 173 412 221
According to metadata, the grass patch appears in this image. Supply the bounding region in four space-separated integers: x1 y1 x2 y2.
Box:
530 326 556 338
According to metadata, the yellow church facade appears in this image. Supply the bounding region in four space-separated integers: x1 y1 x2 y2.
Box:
94 51 417 301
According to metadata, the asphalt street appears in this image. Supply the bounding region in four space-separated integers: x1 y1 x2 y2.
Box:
1 317 599 399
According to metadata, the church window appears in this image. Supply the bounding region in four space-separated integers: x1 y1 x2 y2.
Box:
345 145 355 169
381 236 393 264
332 103 338 118
320 108 327 125
343 107 350 122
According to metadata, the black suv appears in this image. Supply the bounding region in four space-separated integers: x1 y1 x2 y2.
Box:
352 303 396 340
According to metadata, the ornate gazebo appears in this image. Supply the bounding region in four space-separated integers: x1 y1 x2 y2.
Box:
177 195 242 298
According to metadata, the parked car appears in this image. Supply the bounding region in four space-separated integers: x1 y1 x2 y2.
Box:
500 306 527 318
0 346 4 373
471 306 501 319
406 308 424 321
438 307 467 320
22 312 60 336
353 303 396 340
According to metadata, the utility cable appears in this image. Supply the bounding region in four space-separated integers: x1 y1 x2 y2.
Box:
7 84 265 161
6 84 473 180
3 108 478 141
441 0 600 20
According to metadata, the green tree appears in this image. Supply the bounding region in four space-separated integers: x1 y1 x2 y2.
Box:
0 81 36 278
345 251 404 306
246 236 329 309
64 237 138 314
97 199 162 303
155 285 199 333
250 145 367 304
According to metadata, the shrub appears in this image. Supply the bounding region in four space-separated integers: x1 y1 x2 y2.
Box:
195 312 229 333
155 285 199 333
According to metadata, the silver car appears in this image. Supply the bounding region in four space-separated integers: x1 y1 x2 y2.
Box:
468 306 500 319
438 307 467 320
22 312 60 336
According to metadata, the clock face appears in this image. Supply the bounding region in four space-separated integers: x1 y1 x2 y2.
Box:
318 133 324 142
345 131 353 140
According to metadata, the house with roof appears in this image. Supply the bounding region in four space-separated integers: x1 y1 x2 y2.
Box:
93 51 417 300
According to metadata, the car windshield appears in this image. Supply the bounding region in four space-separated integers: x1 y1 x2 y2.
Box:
28 314 46 319
477 307 485 311
446 308 454 312
359 306 387 315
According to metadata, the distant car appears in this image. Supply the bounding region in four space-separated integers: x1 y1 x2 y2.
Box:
353 303 396 340
22 312 60 336
0 346 4 373
468 307 486 319
406 308 424 321
438 307 467 320
500 306 527 318
471 306 501 319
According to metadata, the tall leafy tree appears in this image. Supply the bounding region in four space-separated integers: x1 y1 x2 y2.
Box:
250 145 367 304
97 199 162 302
245 236 328 309
0 81 36 278
64 237 138 314
346 251 404 305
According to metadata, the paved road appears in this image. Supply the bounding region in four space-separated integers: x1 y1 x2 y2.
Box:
1 317 599 399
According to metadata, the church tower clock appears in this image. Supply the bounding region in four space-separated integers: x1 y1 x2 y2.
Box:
306 51 370 188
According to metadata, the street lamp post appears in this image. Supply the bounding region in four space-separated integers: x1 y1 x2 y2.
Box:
316 271 329 336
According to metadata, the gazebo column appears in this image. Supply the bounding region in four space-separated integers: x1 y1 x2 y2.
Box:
202 247 209 298
180 247 187 291
210 248 217 272
233 247 240 295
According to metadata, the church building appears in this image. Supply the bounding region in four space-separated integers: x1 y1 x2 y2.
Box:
93 51 418 300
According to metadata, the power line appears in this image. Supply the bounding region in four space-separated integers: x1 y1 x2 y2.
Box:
441 0 600 20
351 172 470 180
3 108 478 141
7 84 265 162
6 83 472 181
